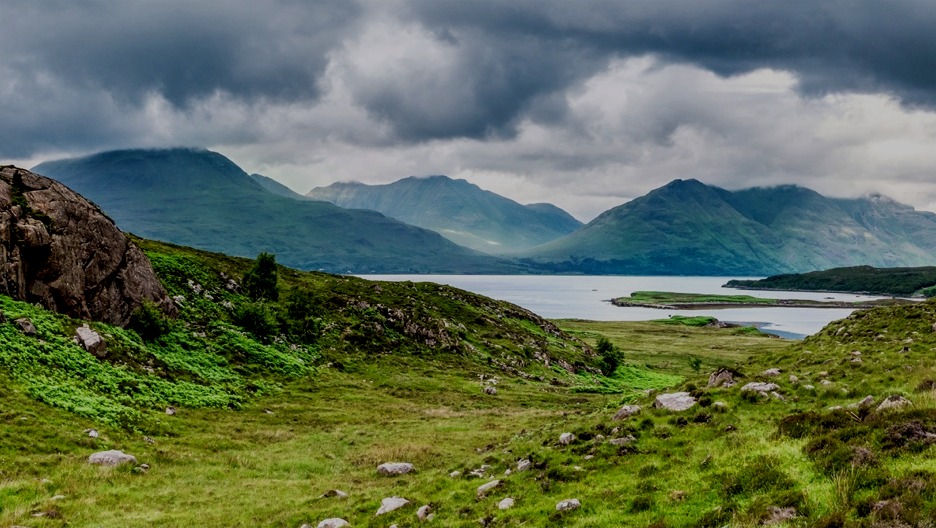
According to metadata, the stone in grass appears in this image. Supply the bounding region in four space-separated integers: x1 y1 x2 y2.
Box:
516 459 531 472
612 404 641 420
314 520 349 528
417 504 432 521
707 368 738 388
477 480 502 497
321 489 348 499
483 385 497 395
609 435 637 446
762 368 781 377
559 432 575 445
556 498 581 512
75 325 107 357
88 450 137 466
377 462 415 476
376 496 411 516
877 395 912 412
653 392 697 412
498 497 515 510
14 317 37 336
740 382 780 395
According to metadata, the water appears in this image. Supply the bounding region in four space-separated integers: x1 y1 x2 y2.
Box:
358 275 895 339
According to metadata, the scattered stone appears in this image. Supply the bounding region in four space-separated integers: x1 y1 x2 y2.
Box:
770 391 785 401
75 325 107 357
315 519 350 528
740 382 779 395
818 371 829 377
498 497 515 510
449 470 462 478
609 435 636 446
139 463 150 470
172 294 186 305
376 496 410 516
820 380 833 386
595 434 605 441
877 395 912 412
707 368 738 388
762 368 781 377
584 455 594 460
851 357 863 364
713 401 728 409
504 468 511 476
377 462 415 476
851 350 862 356
165 406 176 416
143 436 155 444
803 384 815 390
417 504 432 521
14 318 37 336
559 432 575 445
477 480 502 497
86 428 99 438
516 459 531 471
556 498 581 512
764 506 797 525
88 450 137 466
468 464 492 478
321 489 348 499
847 396 875 410
789 375 799 384
653 392 697 412
483 385 497 395
612 404 642 420
610 427 620 435
669 490 687 502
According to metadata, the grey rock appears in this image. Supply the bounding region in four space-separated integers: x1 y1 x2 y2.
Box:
847 396 875 410
707 368 737 388
316 519 350 528
762 368 781 377
556 498 581 512
517 459 531 472
88 450 137 466
75 325 107 357
877 395 912 412
377 462 415 476
0 166 175 325
417 504 432 521
14 318 36 336
559 432 575 445
713 401 728 409
612 404 641 420
376 496 410 516
789 375 799 383
498 497 515 510
740 382 780 394
321 489 348 499
803 384 815 390
609 435 637 446
483 385 497 395
653 392 697 412
86 428 99 438
165 406 176 416
449 470 461 478
477 480 502 497
820 380 833 386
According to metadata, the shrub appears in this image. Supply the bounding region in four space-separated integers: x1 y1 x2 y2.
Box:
596 336 624 375
232 302 278 341
242 252 279 301
129 300 171 341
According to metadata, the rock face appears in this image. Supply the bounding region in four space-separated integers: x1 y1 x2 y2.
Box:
0 166 174 326
654 392 697 411
88 450 137 466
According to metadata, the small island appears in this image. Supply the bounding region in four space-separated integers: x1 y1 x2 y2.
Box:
611 290 910 310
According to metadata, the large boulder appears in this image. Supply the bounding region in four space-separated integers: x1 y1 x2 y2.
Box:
377 462 414 476
376 496 410 516
653 392 697 412
88 450 137 466
0 166 174 326
75 325 107 357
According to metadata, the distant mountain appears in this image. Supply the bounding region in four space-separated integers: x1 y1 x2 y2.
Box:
521 179 936 275
32 149 525 274
306 175 582 254
249 173 308 200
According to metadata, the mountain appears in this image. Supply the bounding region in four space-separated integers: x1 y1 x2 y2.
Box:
726 265 936 296
248 173 308 200
522 179 936 275
306 175 583 254
31 149 524 274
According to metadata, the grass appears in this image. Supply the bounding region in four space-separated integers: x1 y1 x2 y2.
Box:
5 239 936 526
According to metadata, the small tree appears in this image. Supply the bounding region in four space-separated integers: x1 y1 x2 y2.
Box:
596 336 624 376
243 252 279 301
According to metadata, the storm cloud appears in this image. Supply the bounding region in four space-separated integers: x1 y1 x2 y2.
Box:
3 0 936 219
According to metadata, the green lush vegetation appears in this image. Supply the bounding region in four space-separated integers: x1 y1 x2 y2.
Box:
6 238 936 526
727 265 936 297
611 290 904 309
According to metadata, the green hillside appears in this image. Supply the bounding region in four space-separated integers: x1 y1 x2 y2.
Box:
523 179 936 275
32 149 523 274
727 265 936 296
306 175 583 254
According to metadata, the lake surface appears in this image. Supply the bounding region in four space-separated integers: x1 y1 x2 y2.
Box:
359 275 893 339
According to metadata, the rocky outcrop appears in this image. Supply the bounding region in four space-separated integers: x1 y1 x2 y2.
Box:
0 166 173 326
654 392 697 411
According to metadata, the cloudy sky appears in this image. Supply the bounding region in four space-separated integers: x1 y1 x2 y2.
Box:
4 0 936 221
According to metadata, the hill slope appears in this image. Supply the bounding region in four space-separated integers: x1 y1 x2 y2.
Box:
524 179 936 275
726 265 936 296
32 149 523 274
306 175 583 254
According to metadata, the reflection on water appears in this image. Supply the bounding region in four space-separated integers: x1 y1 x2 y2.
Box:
358 275 894 339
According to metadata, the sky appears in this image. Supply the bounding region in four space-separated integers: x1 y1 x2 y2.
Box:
4 0 936 221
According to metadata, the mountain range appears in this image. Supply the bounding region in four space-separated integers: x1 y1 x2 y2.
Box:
30 148 936 275
522 179 936 275
306 176 582 254
32 149 523 274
